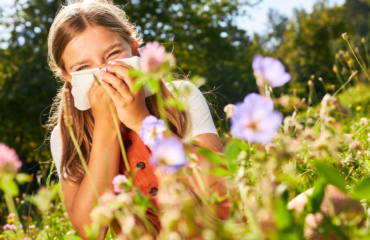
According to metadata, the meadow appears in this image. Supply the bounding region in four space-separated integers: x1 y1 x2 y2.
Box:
1 33 370 240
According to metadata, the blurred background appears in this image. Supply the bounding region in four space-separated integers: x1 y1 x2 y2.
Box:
0 0 365 191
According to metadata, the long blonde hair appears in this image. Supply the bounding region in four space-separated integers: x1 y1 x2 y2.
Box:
46 0 187 184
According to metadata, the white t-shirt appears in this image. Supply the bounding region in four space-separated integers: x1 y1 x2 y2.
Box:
50 80 218 180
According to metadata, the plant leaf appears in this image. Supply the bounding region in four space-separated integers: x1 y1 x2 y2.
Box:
315 161 347 193
353 177 370 200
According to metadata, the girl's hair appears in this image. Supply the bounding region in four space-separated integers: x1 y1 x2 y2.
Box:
46 0 187 184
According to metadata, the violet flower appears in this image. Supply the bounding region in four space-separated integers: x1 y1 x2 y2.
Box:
140 41 168 73
139 115 167 147
0 143 22 173
112 174 128 194
150 137 187 174
230 93 282 143
253 55 291 87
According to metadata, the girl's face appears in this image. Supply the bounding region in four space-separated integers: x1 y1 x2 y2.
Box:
62 26 136 82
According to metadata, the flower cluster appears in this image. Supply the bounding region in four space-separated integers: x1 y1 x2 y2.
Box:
0 142 22 173
90 191 132 226
112 174 128 194
139 115 187 173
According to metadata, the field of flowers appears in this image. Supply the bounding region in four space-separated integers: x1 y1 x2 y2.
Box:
2 34 370 239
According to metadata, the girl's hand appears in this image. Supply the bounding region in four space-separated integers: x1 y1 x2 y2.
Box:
88 80 120 130
99 61 150 133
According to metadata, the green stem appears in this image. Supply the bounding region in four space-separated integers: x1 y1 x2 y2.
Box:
363 40 370 70
68 126 99 199
94 75 130 173
155 82 169 128
346 39 370 82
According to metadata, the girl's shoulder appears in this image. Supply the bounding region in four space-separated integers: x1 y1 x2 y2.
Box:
50 123 63 179
165 80 201 101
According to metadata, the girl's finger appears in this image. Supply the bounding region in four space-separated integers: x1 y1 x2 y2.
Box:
101 81 127 108
99 70 131 99
106 64 136 91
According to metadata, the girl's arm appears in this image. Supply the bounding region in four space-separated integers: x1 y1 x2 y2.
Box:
61 83 123 239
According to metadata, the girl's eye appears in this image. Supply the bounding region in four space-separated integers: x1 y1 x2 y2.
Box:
108 51 120 58
77 65 89 71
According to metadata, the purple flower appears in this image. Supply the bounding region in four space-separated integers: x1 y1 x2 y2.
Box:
252 55 291 87
3 224 17 231
150 137 187 174
139 115 167 147
112 174 128 194
230 93 282 143
0 143 22 173
140 41 167 73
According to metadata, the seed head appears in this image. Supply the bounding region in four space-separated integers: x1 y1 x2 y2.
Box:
64 88 73 127
341 33 348 40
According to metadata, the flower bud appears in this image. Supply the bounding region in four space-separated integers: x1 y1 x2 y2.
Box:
341 33 348 40
362 38 365 43
333 65 338 73
308 80 314 87
63 88 73 127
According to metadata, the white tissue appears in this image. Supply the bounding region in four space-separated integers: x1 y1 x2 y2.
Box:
70 56 154 111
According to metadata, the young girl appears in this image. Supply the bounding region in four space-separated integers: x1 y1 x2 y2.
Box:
47 0 228 238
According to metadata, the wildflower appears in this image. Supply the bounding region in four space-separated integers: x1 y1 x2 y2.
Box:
252 55 291 87
28 225 36 229
224 104 236 119
22 238 32 240
0 143 22 173
342 33 348 40
120 215 135 234
350 141 363 152
112 174 128 194
90 206 114 226
139 115 167 147
230 93 282 143
3 224 17 231
356 106 362 111
360 118 368 126
308 80 314 87
333 65 338 73
151 137 187 174
140 41 174 74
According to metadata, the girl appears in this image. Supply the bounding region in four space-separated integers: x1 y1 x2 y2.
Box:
47 0 228 238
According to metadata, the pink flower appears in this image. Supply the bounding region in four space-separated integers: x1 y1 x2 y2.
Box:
0 143 22 173
22 238 32 240
3 224 17 231
28 225 36 229
140 41 168 73
112 175 128 194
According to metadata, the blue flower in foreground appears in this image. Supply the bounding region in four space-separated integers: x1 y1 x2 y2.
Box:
150 137 187 174
253 55 291 87
230 93 282 143
139 115 167 147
